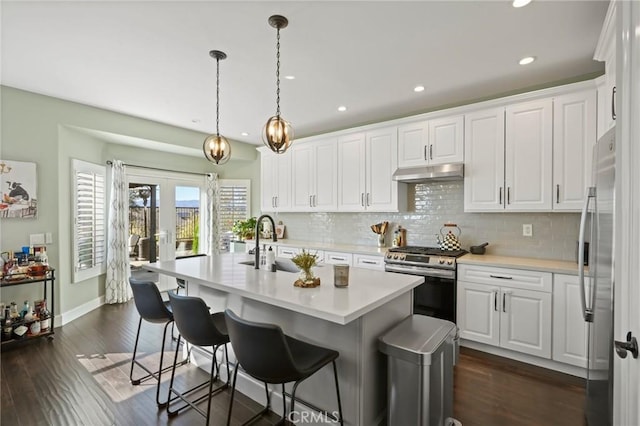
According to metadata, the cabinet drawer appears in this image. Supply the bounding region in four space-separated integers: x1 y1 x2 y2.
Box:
353 254 385 271
323 251 353 265
457 264 552 293
277 246 300 259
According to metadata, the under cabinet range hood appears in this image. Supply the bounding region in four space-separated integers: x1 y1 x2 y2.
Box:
392 163 464 183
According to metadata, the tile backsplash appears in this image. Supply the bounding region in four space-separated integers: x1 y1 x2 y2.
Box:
274 181 581 262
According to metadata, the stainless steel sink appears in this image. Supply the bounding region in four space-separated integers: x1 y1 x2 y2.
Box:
238 259 300 273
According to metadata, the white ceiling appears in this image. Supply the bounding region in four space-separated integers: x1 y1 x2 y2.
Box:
1 1 609 146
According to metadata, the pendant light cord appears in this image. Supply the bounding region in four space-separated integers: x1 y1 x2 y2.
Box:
216 56 220 137
276 26 281 118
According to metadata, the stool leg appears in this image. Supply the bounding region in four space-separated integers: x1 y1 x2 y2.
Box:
155 320 173 408
224 344 231 385
205 344 218 426
167 335 182 416
332 360 344 426
281 383 287 424
129 317 143 385
226 364 240 426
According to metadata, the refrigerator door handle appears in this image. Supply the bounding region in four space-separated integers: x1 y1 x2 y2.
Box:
579 186 596 322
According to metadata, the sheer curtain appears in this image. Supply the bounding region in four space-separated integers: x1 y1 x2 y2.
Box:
206 173 220 255
105 160 132 303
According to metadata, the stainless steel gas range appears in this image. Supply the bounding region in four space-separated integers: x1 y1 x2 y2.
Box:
384 246 467 322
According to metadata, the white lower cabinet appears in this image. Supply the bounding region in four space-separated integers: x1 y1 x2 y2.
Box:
457 265 552 359
552 274 589 367
323 251 353 266
353 254 385 271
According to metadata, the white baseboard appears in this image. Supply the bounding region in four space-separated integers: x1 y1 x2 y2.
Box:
57 295 105 326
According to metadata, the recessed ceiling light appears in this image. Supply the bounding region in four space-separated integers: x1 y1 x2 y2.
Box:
338 106 347 112
241 132 249 136
512 0 532 8
285 75 295 80
414 85 425 92
519 56 536 65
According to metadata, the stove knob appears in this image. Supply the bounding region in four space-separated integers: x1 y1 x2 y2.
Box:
447 259 454 265
393 254 399 260
438 258 445 264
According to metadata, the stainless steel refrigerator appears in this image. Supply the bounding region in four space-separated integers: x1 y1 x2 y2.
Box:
578 126 615 426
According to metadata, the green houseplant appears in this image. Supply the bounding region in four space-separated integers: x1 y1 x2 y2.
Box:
291 249 320 287
232 217 257 241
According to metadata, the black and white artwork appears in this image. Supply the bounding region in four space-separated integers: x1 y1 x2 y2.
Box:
0 160 37 219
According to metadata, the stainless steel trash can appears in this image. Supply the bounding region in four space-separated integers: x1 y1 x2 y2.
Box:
379 315 459 426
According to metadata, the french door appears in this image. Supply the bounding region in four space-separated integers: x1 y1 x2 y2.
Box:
127 169 207 291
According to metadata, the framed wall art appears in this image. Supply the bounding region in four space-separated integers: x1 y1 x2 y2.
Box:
0 160 38 219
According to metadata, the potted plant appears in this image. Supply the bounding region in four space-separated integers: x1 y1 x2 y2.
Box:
291 249 320 287
232 217 257 241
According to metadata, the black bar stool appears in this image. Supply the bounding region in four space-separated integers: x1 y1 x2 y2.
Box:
167 291 230 424
128 278 187 408
224 309 344 426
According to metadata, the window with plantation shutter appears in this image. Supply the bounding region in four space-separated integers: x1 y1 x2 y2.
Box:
218 179 250 252
72 159 106 282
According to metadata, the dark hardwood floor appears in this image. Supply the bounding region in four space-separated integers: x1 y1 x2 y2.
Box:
1 301 585 426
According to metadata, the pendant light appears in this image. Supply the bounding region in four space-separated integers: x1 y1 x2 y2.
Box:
263 15 294 154
203 50 231 165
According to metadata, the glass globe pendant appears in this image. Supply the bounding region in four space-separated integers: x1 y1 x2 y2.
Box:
203 50 231 165
263 15 294 154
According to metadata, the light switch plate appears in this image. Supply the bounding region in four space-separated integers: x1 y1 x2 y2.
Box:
30 233 45 246
522 224 533 237
45 233 53 244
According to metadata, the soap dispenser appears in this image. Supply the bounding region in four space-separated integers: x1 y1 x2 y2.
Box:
266 246 275 271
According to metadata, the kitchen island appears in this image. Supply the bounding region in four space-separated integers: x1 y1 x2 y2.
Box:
144 252 422 426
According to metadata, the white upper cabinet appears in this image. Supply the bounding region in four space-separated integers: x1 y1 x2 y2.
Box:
397 115 464 168
504 98 553 211
260 148 291 212
464 98 552 212
338 127 401 212
463 108 505 211
553 89 597 211
291 138 338 212
594 1 616 139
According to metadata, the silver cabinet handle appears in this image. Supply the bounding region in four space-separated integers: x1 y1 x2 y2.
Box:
361 259 377 265
366 193 370 206
502 292 507 313
556 184 560 204
507 187 511 205
424 145 428 160
330 256 346 261
429 144 433 160
275 196 278 208
490 274 513 280
612 86 616 120
493 290 498 312
313 195 317 207
361 193 365 207
499 187 502 205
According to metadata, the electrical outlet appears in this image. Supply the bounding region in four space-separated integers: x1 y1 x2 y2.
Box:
522 224 533 237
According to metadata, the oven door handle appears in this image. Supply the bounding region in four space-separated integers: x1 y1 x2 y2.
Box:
384 264 455 279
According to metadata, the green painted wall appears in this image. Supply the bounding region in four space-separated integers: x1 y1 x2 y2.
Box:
0 86 260 318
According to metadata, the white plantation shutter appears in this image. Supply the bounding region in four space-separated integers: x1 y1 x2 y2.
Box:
72 159 106 282
218 179 250 251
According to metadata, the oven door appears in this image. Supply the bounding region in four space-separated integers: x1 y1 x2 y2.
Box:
385 264 456 322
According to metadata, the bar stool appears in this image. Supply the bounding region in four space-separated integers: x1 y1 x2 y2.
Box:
167 292 230 424
224 309 344 426
129 278 186 408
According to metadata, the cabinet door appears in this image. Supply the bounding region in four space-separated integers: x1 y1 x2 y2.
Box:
553 274 589 367
365 127 398 211
553 89 597 211
291 144 314 211
500 287 552 358
463 108 505 212
313 139 338 211
337 133 367 211
505 99 553 211
260 152 277 212
457 281 500 346
398 121 429 168
429 115 464 165
274 151 291 211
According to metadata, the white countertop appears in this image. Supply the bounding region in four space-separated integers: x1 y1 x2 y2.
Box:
238 239 389 256
144 253 422 325
458 253 585 275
